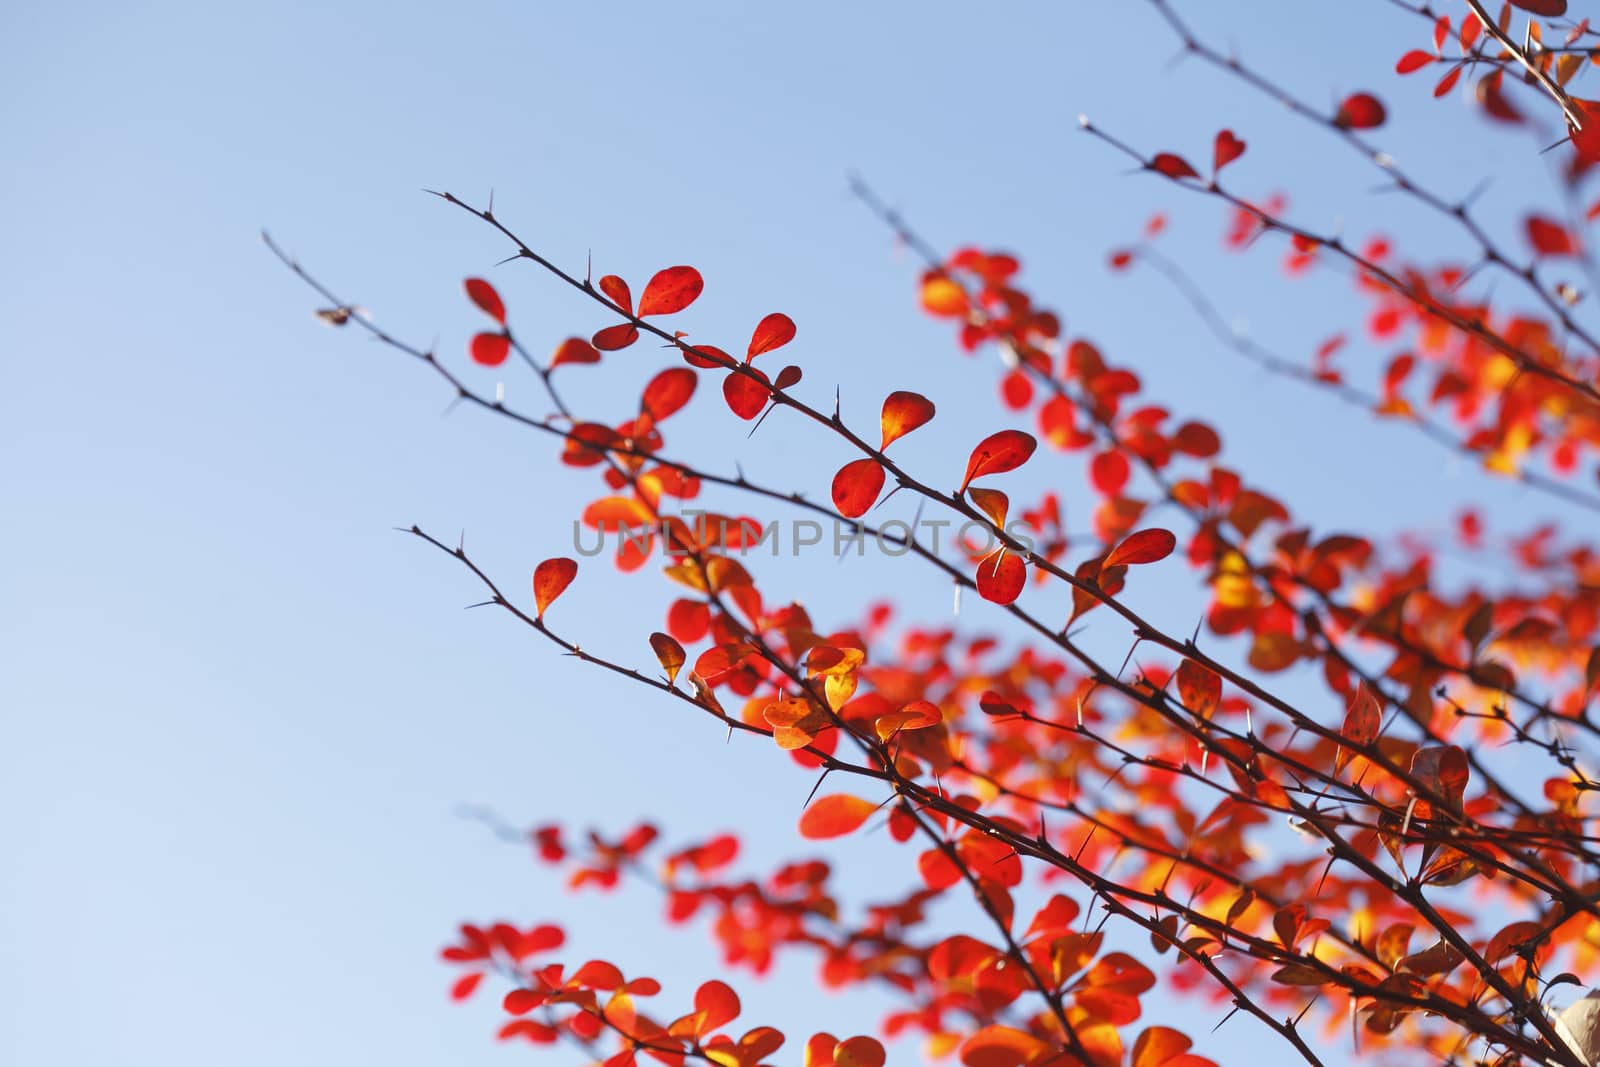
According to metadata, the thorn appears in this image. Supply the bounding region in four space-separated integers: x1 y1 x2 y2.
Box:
747 402 778 438
1212 1005 1241 1032
802 767 832 809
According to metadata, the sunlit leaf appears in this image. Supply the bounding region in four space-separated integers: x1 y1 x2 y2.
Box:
1103 528 1176 568
832 459 886 519
798 794 877 839
532 557 577 618
1212 130 1246 172
747 313 796 359
976 552 1026 605
638 266 704 317
881 390 937 449
470 332 510 366
649 632 686 685
961 430 1037 492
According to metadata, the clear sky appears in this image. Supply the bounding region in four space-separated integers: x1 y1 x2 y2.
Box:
4 2 1584 1065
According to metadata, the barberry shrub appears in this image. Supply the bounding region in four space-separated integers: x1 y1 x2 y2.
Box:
275 2 1600 1065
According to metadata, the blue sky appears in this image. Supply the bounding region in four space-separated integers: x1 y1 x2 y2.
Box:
4 2 1586 1065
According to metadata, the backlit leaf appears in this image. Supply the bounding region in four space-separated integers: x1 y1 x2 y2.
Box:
649 632 686 685
723 368 771 420
1150 153 1199 180
747 313 796 359
1104 528 1176 568
799 794 877 839
1212 129 1246 172
1334 91 1387 129
961 430 1037 492
533 557 577 618
881 390 936 449
832 459 886 518
638 265 704 317
976 552 1026 605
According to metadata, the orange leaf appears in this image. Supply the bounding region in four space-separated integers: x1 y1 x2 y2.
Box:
1104 528 1176 568
921 274 969 317
798 794 877 839
960 1025 1048 1067
470 332 510 367
638 266 704 317
533 558 577 618
1175 659 1220 718
747 313 796 359
832 459 886 519
649 632 686 685
968 487 1009 528
880 390 936 449
464 277 506 324
961 430 1037 492
1131 1027 1192 1067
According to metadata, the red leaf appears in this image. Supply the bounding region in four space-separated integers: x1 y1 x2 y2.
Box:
774 365 803 389
799 794 877 839
1104 528 1176 568
1150 153 1199 180
1338 684 1382 772
642 367 699 423
747 313 796 359
832 459 886 518
638 266 704 317
961 430 1038 492
1176 659 1221 718
593 323 640 351
1395 50 1434 74
1527 215 1578 256
1334 92 1387 129
451 972 485 1001
598 275 633 314
1212 130 1246 172
550 337 600 368
465 278 506 324
1090 450 1130 495
533 557 578 617
470 332 511 367
833 1036 885 1067
1510 0 1566 13
881 390 937 449
723 368 771 420
1571 99 1600 161
976 552 1026 605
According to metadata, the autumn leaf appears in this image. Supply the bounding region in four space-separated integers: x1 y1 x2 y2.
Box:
550 337 600 368
832 459 886 519
638 265 704 317
1212 129 1246 172
464 277 506 324
880 390 936 449
532 557 577 618
1150 153 1199 180
1336 684 1382 772
470 332 510 367
1334 91 1387 129
747 312 796 359
976 552 1026 605
723 368 771 420
798 794 877 839
649 631 686 685
961 430 1037 492
1103 528 1176 568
